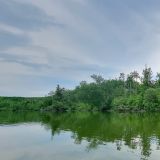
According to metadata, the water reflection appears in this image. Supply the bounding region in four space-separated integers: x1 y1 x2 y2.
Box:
0 111 160 160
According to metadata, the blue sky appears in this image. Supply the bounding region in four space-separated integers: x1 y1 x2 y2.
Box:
0 0 160 96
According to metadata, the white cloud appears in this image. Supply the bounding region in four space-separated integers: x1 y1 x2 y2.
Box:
1 0 160 96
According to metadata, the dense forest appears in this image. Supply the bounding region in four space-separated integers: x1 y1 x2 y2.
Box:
1 66 160 112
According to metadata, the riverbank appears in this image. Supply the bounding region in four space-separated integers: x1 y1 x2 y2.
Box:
0 96 160 113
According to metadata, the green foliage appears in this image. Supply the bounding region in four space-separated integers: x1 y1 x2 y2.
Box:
126 75 134 93
156 73 160 86
51 101 68 112
0 97 51 111
74 102 92 111
55 85 65 101
91 74 104 84
74 83 104 108
142 66 152 87
1 66 160 112
143 88 159 110
112 97 127 109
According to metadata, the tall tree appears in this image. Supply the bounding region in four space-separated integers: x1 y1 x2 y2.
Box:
119 73 125 95
130 71 140 82
126 74 134 94
55 85 65 101
130 71 140 93
156 73 160 86
119 73 125 81
142 66 152 87
80 81 87 86
91 74 104 84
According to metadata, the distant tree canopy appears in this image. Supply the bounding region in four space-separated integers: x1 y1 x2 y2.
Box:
91 74 104 84
1 66 160 112
43 66 160 112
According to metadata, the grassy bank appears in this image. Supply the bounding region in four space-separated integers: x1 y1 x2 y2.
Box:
0 97 52 111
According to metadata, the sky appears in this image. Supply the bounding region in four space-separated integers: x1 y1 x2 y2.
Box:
0 0 160 97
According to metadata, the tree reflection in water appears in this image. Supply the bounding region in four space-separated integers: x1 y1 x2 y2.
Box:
1 111 160 160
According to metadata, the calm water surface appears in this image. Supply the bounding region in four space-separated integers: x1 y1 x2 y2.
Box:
0 111 160 160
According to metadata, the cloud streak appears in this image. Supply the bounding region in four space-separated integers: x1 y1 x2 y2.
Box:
1 0 160 96
0 0 58 31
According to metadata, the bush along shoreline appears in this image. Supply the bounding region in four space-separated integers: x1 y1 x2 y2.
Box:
1 66 160 112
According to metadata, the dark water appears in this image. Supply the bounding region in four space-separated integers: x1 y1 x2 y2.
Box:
0 112 160 160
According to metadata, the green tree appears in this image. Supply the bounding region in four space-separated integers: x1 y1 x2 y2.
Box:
130 71 140 93
130 71 140 82
143 88 159 110
119 73 125 82
126 74 134 94
142 66 152 87
156 73 160 86
55 85 65 101
91 74 104 84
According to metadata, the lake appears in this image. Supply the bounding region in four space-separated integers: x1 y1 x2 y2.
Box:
0 111 160 160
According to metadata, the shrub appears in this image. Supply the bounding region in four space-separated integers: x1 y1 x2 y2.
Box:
74 102 92 111
143 88 159 110
112 97 127 109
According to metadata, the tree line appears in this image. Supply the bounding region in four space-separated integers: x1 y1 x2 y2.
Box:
0 66 160 112
46 66 160 112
